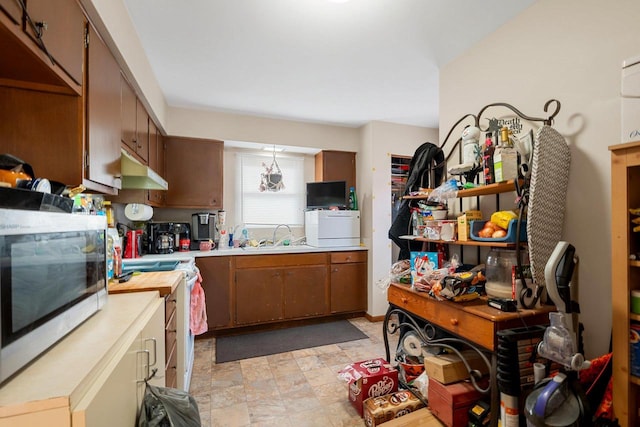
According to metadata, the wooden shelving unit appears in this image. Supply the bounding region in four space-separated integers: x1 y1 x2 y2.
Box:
391 155 411 222
610 140 640 427
403 180 519 199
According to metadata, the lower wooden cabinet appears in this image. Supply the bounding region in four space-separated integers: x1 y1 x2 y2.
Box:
330 251 367 313
196 256 232 330
284 265 327 319
197 250 366 331
236 267 284 325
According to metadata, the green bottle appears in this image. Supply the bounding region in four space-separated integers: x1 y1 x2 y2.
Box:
348 187 358 210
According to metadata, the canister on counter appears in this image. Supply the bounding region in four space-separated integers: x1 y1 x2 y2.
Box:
632 290 640 314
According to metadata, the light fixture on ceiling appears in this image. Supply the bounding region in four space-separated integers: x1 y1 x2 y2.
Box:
262 146 285 152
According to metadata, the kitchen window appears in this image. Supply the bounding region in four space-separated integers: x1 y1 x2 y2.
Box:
237 152 305 226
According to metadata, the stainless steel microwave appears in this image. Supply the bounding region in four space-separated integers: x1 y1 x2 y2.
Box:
0 208 108 383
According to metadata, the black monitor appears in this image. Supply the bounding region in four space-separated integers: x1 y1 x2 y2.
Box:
306 180 347 210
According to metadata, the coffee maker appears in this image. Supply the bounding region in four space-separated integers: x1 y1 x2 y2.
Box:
191 212 218 250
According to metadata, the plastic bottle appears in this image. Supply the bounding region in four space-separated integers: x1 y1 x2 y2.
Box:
348 187 358 210
493 127 518 183
482 133 495 185
103 201 115 228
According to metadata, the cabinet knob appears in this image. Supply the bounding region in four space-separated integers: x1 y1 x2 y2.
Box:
401 297 408 304
450 318 458 326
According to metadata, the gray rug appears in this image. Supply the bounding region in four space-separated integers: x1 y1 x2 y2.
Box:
215 320 368 363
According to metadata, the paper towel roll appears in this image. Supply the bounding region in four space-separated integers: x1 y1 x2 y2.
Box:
402 333 424 357
124 203 153 221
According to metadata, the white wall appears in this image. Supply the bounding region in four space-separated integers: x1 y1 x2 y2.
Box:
360 121 438 317
440 0 640 358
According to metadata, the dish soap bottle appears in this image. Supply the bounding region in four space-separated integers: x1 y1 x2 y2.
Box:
348 186 358 210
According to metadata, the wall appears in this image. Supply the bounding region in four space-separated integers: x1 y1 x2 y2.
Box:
439 0 640 358
360 121 438 317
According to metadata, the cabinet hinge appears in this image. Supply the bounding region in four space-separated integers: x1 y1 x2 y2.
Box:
84 27 89 48
85 152 90 169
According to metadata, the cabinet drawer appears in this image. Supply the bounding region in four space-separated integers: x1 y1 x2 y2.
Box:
165 308 177 360
331 251 366 264
165 292 177 323
388 285 495 351
165 340 177 389
236 252 327 269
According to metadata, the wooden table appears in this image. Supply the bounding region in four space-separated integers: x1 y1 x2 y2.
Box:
384 283 555 426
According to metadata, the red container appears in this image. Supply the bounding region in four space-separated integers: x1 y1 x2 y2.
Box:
343 358 398 417
124 230 137 259
427 378 487 427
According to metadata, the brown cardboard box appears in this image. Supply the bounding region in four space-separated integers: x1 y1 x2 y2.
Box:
342 358 399 417
456 210 482 241
423 351 489 385
381 408 446 426
363 390 425 427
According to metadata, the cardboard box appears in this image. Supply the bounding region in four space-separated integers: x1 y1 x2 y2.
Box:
344 359 399 417
427 378 487 427
363 390 426 427
456 211 482 241
423 351 489 385
376 407 445 427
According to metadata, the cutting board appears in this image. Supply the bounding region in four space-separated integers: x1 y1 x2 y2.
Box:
108 270 183 297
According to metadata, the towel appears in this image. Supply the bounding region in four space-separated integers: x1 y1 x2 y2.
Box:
190 269 208 335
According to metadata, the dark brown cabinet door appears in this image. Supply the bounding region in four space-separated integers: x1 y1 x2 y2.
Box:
235 268 284 325
25 0 85 85
197 256 232 330
315 150 356 192
283 266 328 319
121 76 137 152
164 137 223 208
135 98 149 163
330 262 366 314
0 0 22 24
86 24 121 190
147 121 165 205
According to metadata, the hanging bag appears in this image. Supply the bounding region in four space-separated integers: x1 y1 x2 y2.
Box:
137 380 201 427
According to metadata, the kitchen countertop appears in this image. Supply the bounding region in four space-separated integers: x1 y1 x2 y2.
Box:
108 270 184 297
124 244 367 263
0 292 161 418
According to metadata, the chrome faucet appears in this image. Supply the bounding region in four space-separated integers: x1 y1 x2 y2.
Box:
272 224 292 246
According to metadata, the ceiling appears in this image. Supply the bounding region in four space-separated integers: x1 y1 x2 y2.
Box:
123 0 535 129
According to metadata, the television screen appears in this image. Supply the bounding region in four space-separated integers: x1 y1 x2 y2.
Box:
306 181 347 209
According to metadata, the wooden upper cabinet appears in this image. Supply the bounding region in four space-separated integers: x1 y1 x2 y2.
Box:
135 98 149 163
315 150 356 192
0 0 22 24
164 136 223 208
86 24 122 190
25 0 85 85
147 121 166 205
121 76 137 153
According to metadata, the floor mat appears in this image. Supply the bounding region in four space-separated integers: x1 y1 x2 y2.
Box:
215 320 368 363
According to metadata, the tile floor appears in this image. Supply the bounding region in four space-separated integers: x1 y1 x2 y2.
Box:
189 317 400 427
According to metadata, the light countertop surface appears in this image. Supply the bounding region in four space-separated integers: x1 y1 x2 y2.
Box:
123 244 367 263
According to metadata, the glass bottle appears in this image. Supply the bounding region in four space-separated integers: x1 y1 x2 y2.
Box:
482 133 495 185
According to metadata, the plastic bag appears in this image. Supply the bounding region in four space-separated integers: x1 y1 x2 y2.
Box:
137 382 201 427
427 178 459 204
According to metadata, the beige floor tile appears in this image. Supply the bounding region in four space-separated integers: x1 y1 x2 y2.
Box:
210 402 251 427
194 318 397 426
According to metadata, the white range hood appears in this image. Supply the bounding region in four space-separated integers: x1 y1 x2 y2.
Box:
120 149 168 190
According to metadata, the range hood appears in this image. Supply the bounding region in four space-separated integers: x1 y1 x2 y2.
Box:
120 149 168 190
